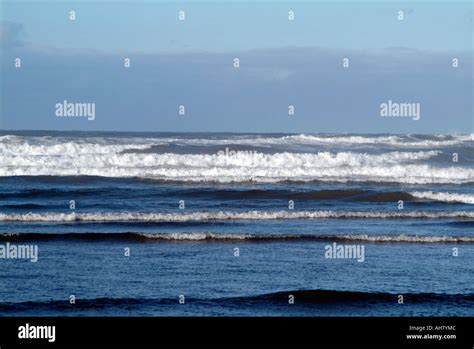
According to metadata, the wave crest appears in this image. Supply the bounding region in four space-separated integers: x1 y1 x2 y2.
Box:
0 210 473 222
2 232 474 243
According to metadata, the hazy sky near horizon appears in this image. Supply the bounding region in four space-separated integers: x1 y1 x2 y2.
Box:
0 1 472 133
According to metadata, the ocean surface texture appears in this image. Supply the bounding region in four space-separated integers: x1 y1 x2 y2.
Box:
0 131 473 316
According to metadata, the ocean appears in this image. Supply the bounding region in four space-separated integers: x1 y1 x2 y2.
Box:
0 131 473 316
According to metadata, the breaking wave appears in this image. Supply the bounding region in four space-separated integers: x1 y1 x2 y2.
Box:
1 134 472 184
0 210 472 222
2 232 473 243
409 191 474 204
2 150 473 184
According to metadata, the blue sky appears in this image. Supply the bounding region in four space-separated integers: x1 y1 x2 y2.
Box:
0 1 472 133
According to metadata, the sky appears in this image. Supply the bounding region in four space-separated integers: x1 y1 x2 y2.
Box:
0 0 472 133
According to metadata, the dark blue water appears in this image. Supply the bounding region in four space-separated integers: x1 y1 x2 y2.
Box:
0 132 473 316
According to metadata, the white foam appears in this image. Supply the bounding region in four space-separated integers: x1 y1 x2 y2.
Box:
1 150 470 184
0 210 472 222
137 232 474 243
335 234 474 243
410 191 474 204
169 134 473 148
4 231 472 243
0 135 159 155
277 134 473 148
139 232 252 240
1 134 472 184
1 134 471 157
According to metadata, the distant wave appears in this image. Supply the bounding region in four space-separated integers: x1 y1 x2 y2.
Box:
2 232 474 243
1 134 471 153
0 135 160 156
277 134 473 148
1 290 472 313
151 134 473 148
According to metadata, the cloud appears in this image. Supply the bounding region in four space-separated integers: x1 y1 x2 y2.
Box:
0 21 26 48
